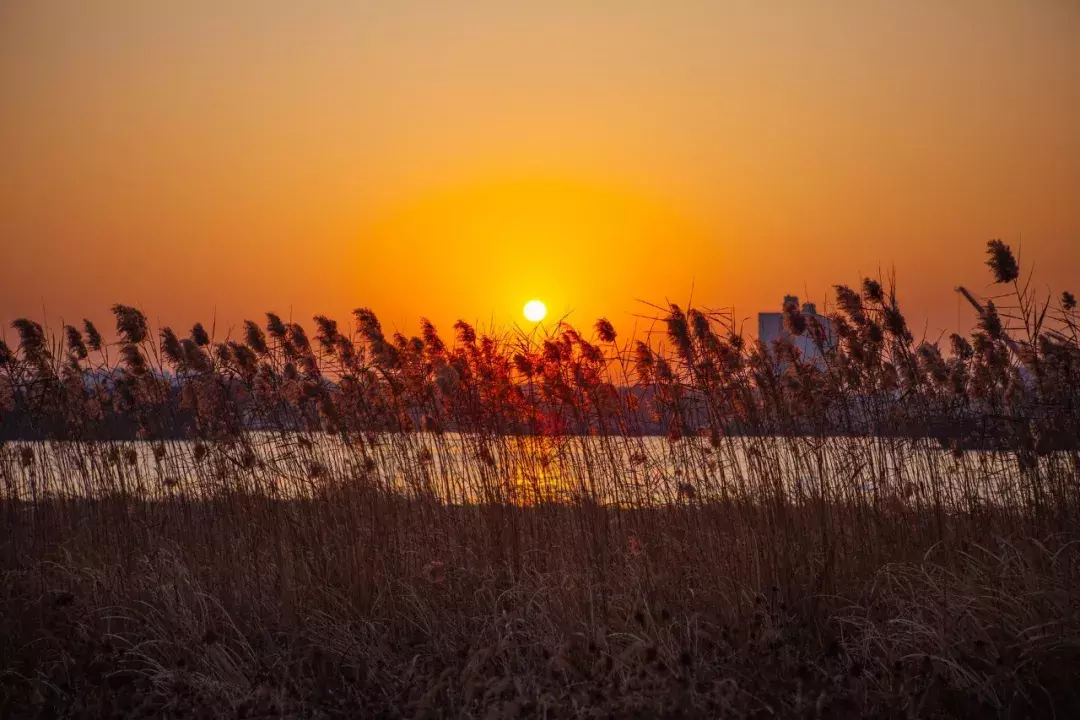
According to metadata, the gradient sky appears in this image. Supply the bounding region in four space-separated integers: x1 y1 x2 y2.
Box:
1 1 1078 345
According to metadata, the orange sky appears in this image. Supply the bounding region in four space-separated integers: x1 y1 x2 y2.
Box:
1 1 1078 346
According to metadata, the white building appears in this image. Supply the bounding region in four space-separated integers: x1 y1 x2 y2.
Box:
758 296 836 365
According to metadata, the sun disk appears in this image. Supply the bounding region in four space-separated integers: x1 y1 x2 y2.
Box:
523 299 547 323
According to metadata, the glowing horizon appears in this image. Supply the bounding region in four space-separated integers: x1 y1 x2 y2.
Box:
1 1 1077 342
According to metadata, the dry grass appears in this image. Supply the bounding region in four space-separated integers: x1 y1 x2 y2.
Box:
1 240 1078 718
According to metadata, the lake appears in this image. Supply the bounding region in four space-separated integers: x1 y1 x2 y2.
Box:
3 432 1059 511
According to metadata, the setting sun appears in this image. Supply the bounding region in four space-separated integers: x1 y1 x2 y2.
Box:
523 299 547 323
2 3 1079 713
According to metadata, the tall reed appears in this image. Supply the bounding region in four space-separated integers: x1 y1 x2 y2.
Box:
1 240 1078 717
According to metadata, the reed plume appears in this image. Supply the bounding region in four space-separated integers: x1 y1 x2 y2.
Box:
986 238 1020 284
0 240 1077 718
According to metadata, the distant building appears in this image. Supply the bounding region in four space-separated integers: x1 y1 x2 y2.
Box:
758 296 836 365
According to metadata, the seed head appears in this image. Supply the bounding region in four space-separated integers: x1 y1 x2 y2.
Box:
120 345 147 374
13 319 47 356
160 327 183 365
82 319 103 352
229 342 257 376
180 339 210 373
266 313 287 340
980 301 1004 340
595 318 617 343
336 336 356 364
244 320 268 354
354 308 385 344
882 304 911 342
949 333 973 361
542 339 562 363
513 353 535 376
634 341 654 380
190 323 210 347
834 285 866 324
420 318 446 356
666 304 693 358
453 319 476 345
313 315 340 352
288 323 311 354
688 309 712 343
111 304 148 344
579 340 603 365
985 239 1019 284
861 279 884 304
214 343 231 365
783 299 807 336
64 325 87 360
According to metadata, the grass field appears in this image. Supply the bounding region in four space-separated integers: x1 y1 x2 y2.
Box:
2 241 1079 718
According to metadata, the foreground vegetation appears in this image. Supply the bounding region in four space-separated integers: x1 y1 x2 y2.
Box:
2 241 1079 718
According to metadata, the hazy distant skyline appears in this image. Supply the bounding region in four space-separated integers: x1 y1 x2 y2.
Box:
2 1 1077 341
